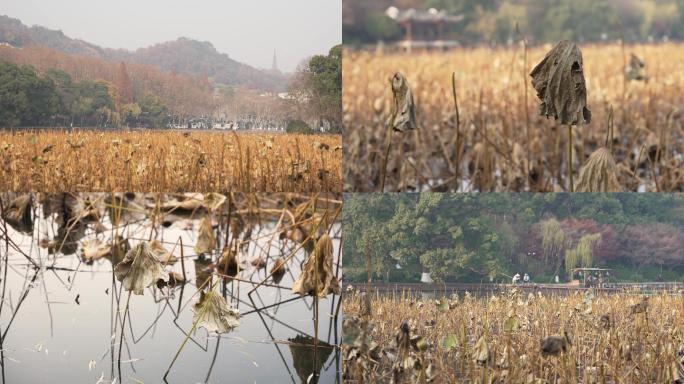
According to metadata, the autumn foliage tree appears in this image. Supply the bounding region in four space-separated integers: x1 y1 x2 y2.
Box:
0 45 214 127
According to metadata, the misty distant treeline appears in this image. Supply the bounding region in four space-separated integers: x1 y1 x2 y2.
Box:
343 194 684 284
0 15 289 92
343 0 684 45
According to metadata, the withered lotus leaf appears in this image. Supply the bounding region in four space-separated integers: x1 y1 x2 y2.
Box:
530 40 591 125
217 246 239 276
292 234 340 297
194 216 215 255
388 72 417 132
80 238 111 263
270 257 287 284
1 194 33 234
576 147 621 192
149 239 177 264
473 335 490 365
114 242 169 295
193 291 240 334
157 271 186 289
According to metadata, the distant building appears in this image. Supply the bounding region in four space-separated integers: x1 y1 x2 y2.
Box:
385 7 463 52
272 49 278 71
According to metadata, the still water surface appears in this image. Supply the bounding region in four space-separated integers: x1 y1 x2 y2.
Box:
0 194 341 383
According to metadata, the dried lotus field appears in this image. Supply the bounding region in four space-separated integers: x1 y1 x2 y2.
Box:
0 130 342 192
343 289 684 383
0 192 342 383
343 290 684 383
343 43 684 192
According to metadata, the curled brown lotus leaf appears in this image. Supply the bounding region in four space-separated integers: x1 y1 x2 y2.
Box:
530 40 591 125
80 238 111 263
114 242 169 295
292 234 340 297
217 246 239 277
1 194 33 234
149 239 177 264
157 271 186 288
194 216 215 255
576 147 621 192
388 72 417 132
270 257 287 284
193 290 240 334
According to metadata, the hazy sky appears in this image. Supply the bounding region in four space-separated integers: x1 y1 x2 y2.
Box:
1 0 341 72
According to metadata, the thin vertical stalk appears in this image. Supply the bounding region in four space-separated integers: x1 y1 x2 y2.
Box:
451 72 461 191
567 125 574 192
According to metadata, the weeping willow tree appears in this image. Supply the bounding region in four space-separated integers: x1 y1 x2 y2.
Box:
540 219 566 267
564 233 602 279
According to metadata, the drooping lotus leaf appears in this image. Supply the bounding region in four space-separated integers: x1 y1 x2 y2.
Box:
80 238 111 263
292 234 340 297
473 335 490 365
114 242 168 295
388 72 417 132
194 216 215 255
530 40 591 125
576 147 621 192
1 194 33 234
193 290 240 334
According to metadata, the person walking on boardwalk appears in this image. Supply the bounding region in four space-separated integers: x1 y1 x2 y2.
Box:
523 273 530 284
512 273 521 284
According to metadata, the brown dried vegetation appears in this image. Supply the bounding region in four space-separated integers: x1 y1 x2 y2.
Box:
0 130 341 192
343 289 684 383
343 44 684 192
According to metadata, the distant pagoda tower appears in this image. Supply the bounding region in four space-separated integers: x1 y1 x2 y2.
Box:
271 49 279 72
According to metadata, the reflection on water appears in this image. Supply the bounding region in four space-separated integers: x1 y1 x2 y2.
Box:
0 192 342 383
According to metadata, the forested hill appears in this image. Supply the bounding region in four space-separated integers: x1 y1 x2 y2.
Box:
343 194 684 284
118 38 290 92
0 15 289 91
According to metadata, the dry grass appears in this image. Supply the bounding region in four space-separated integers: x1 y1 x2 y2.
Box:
0 129 342 192
343 289 684 383
343 43 684 192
